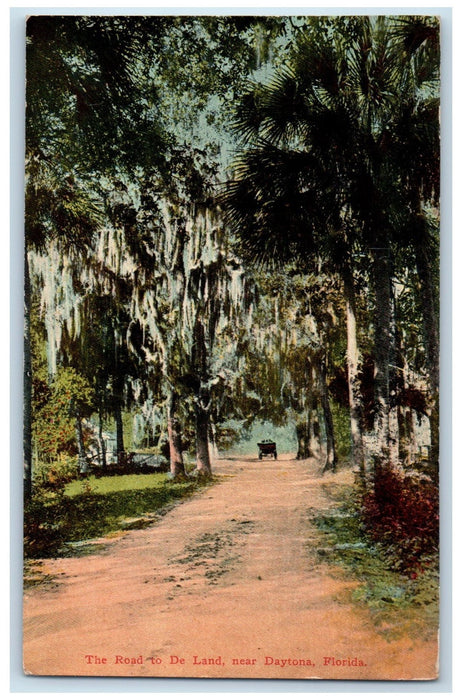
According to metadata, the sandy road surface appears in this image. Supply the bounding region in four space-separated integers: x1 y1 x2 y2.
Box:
23 455 438 679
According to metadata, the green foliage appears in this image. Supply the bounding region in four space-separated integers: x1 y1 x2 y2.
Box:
25 160 104 251
222 14 440 468
148 16 286 149
33 393 76 462
32 367 95 464
25 14 441 494
52 366 95 416
34 455 79 490
226 14 439 265
26 15 168 173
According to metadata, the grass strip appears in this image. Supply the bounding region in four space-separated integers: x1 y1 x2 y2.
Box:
25 472 208 559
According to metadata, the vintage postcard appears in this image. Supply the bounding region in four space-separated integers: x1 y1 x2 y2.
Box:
23 13 441 680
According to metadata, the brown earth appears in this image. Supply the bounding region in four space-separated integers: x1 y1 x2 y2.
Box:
23 455 439 680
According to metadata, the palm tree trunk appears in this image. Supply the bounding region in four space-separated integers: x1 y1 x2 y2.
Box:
318 355 337 473
415 241 439 466
371 247 392 463
342 268 365 479
389 283 400 467
24 250 33 501
389 405 400 466
167 389 186 478
396 338 417 466
400 407 417 466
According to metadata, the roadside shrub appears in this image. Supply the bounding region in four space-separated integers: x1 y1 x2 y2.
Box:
24 490 68 557
32 367 95 464
34 455 79 489
361 464 439 573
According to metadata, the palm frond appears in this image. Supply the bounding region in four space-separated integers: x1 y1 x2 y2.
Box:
221 142 340 268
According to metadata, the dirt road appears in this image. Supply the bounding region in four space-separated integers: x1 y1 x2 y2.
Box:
23 455 438 680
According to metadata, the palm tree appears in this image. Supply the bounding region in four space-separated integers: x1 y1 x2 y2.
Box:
223 15 439 473
387 17 440 463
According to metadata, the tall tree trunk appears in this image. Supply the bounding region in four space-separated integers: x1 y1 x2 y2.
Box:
209 420 219 461
192 319 212 477
400 407 417 466
312 408 322 455
389 283 400 467
98 406 107 470
167 389 186 478
296 412 313 459
75 415 89 475
342 268 366 480
396 341 417 467
318 355 337 473
24 251 33 501
371 247 393 464
195 394 212 477
389 405 400 467
115 404 125 466
415 241 439 467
